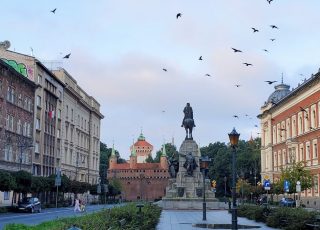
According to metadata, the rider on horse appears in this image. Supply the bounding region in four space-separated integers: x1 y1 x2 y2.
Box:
181 103 196 127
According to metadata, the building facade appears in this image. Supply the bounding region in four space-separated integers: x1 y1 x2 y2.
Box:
130 133 153 163
107 134 170 201
258 73 320 206
0 59 36 173
0 43 103 185
53 69 104 184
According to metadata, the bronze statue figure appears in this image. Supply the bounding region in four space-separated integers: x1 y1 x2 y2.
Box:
180 152 198 176
167 153 179 178
181 103 196 140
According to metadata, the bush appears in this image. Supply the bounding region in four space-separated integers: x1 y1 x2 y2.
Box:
237 204 269 222
0 207 8 213
4 203 162 230
266 207 316 230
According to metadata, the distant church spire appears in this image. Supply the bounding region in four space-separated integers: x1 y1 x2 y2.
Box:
131 139 136 156
111 141 116 156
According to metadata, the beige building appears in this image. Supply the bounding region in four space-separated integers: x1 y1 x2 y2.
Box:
0 43 103 184
258 73 320 207
53 69 103 184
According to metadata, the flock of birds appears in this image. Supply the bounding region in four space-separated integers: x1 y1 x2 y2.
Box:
48 0 295 136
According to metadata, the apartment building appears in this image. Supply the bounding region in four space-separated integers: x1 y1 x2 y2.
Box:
0 59 36 173
53 69 103 184
258 72 320 205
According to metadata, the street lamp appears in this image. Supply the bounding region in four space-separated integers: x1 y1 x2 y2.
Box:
200 155 211 221
228 128 240 230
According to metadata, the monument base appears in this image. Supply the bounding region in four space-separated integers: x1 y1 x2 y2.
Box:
162 197 220 210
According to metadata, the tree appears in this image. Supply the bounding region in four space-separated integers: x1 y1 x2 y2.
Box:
145 155 154 163
154 143 178 163
13 170 32 194
0 170 16 191
108 178 122 197
278 161 312 194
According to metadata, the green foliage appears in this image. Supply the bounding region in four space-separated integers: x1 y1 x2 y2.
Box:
0 171 16 191
154 143 178 163
4 203 162 230
236 179 252 198
31 176 50 194
266 207 316 230
145 155 154 163
13 170 32 194
237 204 269 222
108 178 122 196
278 161 312 193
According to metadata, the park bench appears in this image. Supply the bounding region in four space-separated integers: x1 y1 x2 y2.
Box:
305 215 320 230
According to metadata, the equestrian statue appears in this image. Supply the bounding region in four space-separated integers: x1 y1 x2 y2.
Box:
181 103 196 140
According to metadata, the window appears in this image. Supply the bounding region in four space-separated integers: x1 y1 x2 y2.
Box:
66 105 68 118
36 95 41 107
57 129 61 138
4 191 9 200
27 123 31 137
307 144 311 160
58 109 61 119
6 115 14 131
4 145 12 161
18 94 22 107
23 122 27 136
314 176 319 193
314 142 318 158
17 119 21 134
36 118 41 130
37 74 42 84
71 109 73 121
6 86 15 103
35 142 40 153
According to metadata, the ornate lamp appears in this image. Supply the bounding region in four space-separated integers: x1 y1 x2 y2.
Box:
200 155 211 221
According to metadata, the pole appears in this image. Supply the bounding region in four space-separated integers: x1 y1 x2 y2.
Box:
56 185 58 208
225 178 227 203
19 146 22 170
231 146 238 230
202 169 206 221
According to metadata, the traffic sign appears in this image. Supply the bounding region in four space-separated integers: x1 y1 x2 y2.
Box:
55 168 61 186
296 181 301 192
263 179 271 190
284 180 290 193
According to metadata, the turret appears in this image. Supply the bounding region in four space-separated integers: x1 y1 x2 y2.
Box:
109 143 117 169
160 144 168 169
130 144 137 169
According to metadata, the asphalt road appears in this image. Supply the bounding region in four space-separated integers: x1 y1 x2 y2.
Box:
0 204 117 230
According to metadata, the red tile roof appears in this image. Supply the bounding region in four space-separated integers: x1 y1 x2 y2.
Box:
134 140 153 147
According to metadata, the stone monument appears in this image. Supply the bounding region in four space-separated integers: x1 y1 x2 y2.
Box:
162 103 218 209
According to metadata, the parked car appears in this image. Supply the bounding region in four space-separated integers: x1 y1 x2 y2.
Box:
18 197 41 213
279 198 296 207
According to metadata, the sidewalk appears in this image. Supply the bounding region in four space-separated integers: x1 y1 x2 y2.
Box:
156 210 278 230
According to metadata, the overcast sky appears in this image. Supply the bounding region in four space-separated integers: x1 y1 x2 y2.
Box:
2 0 320 159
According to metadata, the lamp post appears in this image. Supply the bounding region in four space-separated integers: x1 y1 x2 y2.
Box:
228 128 240 230
224 176 227 203
200 155 211 221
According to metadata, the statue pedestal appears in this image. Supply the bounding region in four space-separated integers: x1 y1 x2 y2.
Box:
162 139 219 209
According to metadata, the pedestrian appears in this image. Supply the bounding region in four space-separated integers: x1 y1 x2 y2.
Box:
74 198 81 212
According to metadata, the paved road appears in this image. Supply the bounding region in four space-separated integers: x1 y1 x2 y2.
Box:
0 204 116 230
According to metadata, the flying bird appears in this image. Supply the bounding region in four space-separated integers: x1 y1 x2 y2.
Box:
63 53 71 59
270 25 279 29
243 63 253 66
232 48 242 53
252 28 259 33
270 38 276 41
235 84 241 87
162 110 166 113
265 80 277 85
199 56 203 60
176 13 182 19
263 49 268 52
51 8 57 14
233 115 239 119
205 74 211 77
162 68 167 72
267 0 273 4
254 125 258 128
245 114 249 117
299 106 307 112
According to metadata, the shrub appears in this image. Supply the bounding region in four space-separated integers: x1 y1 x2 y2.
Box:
237 204 270 222
0 207 8 213
266 207 316 230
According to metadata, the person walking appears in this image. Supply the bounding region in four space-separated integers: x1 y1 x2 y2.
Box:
74 198 81 212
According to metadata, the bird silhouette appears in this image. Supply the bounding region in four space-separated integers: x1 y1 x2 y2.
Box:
270 38 276 41
245 114 249 117
257 132 261 135
51 8 57 14
243 63 253 66
176 13 182 19
270 25 278 29
63 53 71 59
235 84 241 87
299 106 307 112
162 110 166 113
254 125 258 127
233 115 239 119
232 48 242 53
162 68 167 72
263 49 268 52
205 74 211 77
267 0 273 4
199 56 203 60
252 28 259 33
265 80 277 85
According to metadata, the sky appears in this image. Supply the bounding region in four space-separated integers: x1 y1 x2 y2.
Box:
2 0 320 159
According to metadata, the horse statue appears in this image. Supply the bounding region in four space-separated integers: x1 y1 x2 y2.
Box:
181 103 196 140
182 118 195 140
